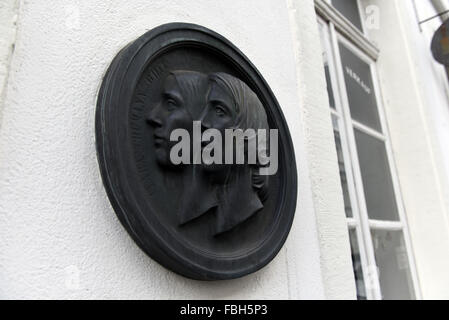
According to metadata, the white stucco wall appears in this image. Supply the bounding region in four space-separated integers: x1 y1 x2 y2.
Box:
287 0 356 299
416 0 449 219
0 0 355 299
361 0 449 299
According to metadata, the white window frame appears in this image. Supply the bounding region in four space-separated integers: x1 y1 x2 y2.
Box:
316 0 422 300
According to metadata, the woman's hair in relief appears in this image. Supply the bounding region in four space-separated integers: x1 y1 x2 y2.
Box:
209 72 270 201
169 70 209 120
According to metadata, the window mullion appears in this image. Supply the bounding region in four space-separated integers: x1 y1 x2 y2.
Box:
368 220 403 231
347 218 358 228
351 120 386 141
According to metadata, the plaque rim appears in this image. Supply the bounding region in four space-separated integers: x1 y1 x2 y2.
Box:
96 22 298 280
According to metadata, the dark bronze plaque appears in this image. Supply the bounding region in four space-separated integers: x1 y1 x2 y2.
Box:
96 23 297 280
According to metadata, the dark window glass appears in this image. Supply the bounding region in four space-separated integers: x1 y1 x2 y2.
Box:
339 43 382 132
332 0 363 31
371 230 415 299
325 65 336 109
354 129 399 221
349 228 367 299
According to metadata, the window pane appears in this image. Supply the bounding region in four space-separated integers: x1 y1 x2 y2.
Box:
354 129 399 221
332 0 363 31
319 24 336 109
371 229 415 299
349 228 367 299
339 43 382 131
325 59 336 109
332 116 353 217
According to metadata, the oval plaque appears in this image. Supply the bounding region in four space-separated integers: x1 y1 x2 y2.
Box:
96 23 297 280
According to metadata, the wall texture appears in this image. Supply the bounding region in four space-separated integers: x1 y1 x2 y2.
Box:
0 0 19 127
287 0 357 299
362 0 449 299
0 0 355 299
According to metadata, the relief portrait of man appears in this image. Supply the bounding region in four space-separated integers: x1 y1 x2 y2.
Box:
146 70 220 226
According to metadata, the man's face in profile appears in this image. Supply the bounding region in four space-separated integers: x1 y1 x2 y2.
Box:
147 75 194 167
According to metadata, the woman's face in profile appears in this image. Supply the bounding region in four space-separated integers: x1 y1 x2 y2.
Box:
147 75 194 166
201 82 236 133
200 81 240 174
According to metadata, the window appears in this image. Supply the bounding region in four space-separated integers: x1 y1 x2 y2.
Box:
317 0 420 299
331 0 364 31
